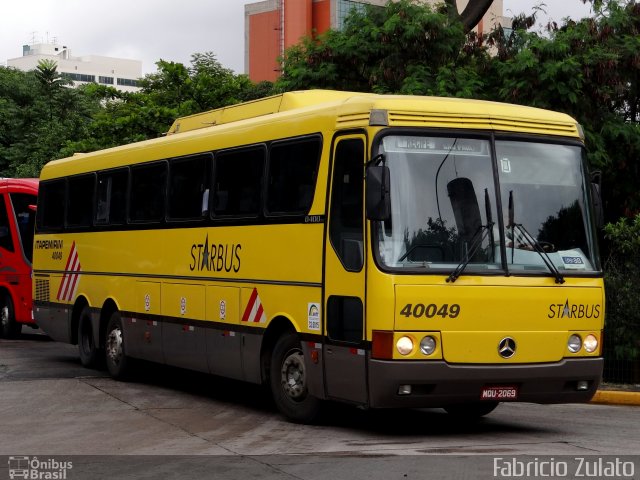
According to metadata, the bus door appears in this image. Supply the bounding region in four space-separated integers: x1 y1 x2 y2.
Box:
323 135 368 404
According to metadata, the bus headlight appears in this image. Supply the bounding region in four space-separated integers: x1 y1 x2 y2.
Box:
583 334 598 353
568 334 582 353
396 336 414 356
420 336 437 356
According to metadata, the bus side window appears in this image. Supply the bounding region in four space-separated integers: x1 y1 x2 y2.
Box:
130 162 167 223
168 153 211 220
266 137 321 215
0 194 14 252
329 139 365 272
96 169 128 225
67 174 95 227
213 147 264 218
36 180 65 232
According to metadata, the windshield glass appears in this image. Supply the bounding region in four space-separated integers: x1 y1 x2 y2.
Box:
374 134 599 275
496 140 597 273
376 135 500 271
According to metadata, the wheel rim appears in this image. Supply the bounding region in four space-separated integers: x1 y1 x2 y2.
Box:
280 348 306 401
106 327 123 366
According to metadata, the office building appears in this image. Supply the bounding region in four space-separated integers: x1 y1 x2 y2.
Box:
7 42 142 92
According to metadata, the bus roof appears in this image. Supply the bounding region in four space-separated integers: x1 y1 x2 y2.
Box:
0 178 39 193
166 90 581 137
40 90 582 179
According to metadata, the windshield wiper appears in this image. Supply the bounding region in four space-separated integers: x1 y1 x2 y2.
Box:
446 223 493 283
508 191 565 284
447 188 494 283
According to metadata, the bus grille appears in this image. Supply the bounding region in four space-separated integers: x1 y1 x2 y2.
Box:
35 279 50 302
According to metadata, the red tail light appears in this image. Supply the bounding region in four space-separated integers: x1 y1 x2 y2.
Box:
372 330 394 359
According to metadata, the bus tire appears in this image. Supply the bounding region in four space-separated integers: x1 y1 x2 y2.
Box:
105 312 129 379
78 306 100 368
0 293 21 338
444 401 499 418
270 332 321 423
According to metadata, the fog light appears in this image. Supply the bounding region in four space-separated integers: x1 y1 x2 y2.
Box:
568 334 582 353
396 336 414 356
583 334 598 353
398 384 412 395
420 336 437 356
577 381 589 391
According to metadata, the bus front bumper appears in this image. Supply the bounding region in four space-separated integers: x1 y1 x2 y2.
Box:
367 357 603 408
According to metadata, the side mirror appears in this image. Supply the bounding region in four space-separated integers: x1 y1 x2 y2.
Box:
590 170 604 229
365 165 390 221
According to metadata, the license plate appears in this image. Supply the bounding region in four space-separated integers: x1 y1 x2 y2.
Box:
480 385 518 401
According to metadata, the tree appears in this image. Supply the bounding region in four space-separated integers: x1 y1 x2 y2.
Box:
445 0 495 32
0 64 101 177
277 0 477 95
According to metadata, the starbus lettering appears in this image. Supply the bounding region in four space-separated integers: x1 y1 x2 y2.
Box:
548 299 601 319
189 234 241 273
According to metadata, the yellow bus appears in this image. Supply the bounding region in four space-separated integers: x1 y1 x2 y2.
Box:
33 90 604 422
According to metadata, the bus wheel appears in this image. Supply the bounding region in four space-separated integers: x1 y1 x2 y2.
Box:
270 332 321 423
0 294 21 338
78 306 100 368
444 402 499 418
105 312 129 379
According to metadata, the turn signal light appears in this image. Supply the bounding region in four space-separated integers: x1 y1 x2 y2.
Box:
372 330 394 359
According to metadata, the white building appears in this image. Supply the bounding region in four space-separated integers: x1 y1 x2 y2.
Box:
8 43 142 93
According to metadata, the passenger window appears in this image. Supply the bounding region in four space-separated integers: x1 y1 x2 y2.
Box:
10 193 37 262
96 169 128 225
67 174 95 227
327 296 363 343
267 137 321 214
130 162 167 223
213 147 264 217
329 139 365 272
0 195 14 252
37 180 65 231
168 154 211 220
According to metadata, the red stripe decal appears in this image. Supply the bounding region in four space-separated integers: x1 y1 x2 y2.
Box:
241 288 259 322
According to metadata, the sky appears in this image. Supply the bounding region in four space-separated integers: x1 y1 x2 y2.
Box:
0 1 594 76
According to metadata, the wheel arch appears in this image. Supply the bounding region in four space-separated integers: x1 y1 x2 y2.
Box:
260 315 298 384
70 296 90 345
99 298 120 350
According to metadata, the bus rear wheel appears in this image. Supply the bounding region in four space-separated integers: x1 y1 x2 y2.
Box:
0 293 21 338
270 332 321 423
444 401 499 418
78 306 101 368
105 312 130 379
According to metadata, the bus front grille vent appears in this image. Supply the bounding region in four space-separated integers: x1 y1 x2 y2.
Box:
35 278 50 302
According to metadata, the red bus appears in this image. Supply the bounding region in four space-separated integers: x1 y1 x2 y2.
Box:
0 178 38 338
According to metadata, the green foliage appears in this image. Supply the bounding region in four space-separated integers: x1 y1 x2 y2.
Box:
603 215 640 360
0 65 101 176
277 0 471 94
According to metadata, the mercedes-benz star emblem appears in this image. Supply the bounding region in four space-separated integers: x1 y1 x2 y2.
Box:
498 337 517 359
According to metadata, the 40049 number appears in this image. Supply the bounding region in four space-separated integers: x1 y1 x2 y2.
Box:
400 303 461 319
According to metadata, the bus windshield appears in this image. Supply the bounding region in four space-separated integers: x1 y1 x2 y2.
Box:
374 134 599 275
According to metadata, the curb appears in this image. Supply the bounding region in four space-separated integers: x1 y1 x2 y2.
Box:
591 390 640 406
